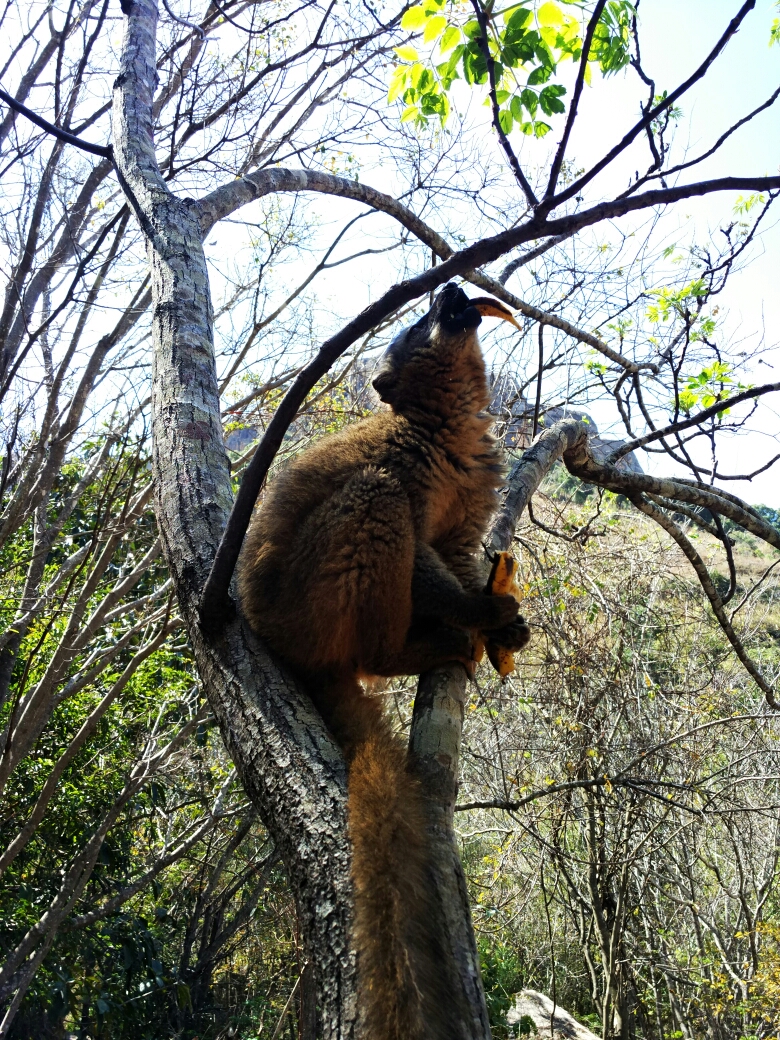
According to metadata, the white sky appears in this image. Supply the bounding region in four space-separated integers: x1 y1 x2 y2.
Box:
302 0 780 505
50 0 777 506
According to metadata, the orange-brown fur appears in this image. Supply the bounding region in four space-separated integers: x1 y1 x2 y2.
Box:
238 284 529 1039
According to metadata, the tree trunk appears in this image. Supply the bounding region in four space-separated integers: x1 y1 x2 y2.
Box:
410 664 492 1039
110 6 597 1036
111 2 357 1034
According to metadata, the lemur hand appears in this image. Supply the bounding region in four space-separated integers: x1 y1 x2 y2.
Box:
466 593 519 631
485 614 530 652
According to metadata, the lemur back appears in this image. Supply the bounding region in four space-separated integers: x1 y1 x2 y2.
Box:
238 283 529 1040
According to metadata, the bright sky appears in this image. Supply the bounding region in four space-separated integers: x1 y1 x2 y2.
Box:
604 0 780 505
201 0 780 504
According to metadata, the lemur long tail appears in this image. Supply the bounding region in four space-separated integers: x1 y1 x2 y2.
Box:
316 674 458 1040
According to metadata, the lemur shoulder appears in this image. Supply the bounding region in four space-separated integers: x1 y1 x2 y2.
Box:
238 282 529 1040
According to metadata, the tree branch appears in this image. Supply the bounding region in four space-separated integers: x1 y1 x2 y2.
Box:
0 85 112 158
609 381 780 460
544 0 758 210
198 167 652 374
489 418 591 553
562 445 780 553
470 0 537 208
637 84 780 188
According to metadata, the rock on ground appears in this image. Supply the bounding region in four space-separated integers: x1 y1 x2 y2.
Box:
506 989 602 1039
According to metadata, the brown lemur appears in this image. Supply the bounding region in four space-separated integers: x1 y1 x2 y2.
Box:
238 282 530 1040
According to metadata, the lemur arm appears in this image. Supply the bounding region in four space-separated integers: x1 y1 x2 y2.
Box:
411 543 516 631
434 533 488 595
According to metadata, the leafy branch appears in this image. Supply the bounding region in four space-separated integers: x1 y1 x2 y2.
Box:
387 0 632 137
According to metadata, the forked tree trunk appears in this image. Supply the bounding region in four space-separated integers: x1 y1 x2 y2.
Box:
111 5 595 1036
110 2 502 1037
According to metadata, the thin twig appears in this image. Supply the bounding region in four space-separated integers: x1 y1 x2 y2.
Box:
533 322 544 437
470 0 537 208
546 0 608 198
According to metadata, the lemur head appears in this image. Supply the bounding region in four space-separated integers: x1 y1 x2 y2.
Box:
372 283 518 411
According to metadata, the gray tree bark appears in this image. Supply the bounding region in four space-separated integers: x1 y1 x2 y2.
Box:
111 2 358 1035
409 665 492 1039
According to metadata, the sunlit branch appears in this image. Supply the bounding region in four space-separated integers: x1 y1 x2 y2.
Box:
198 167 657 374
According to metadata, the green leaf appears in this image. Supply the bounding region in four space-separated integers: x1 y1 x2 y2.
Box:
528 64 552 85
498 108 514 134
539 25 562 49
400 6 427 31
510 94 524 121
589 0 633 74
537 1 564 26
439 25 461 52
734 192 766 215
410 62 426 87
520 87 538 116
394 44 419 62
534 120 552 137
420 90 449 120
387 66 408 102
423 15 447 43
533 37 555 66
418 68 434 92
401 104 420 123
539 83 566 114
500 43 521 67
462 43 488 84
447 43 465 68
505 6 533 31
